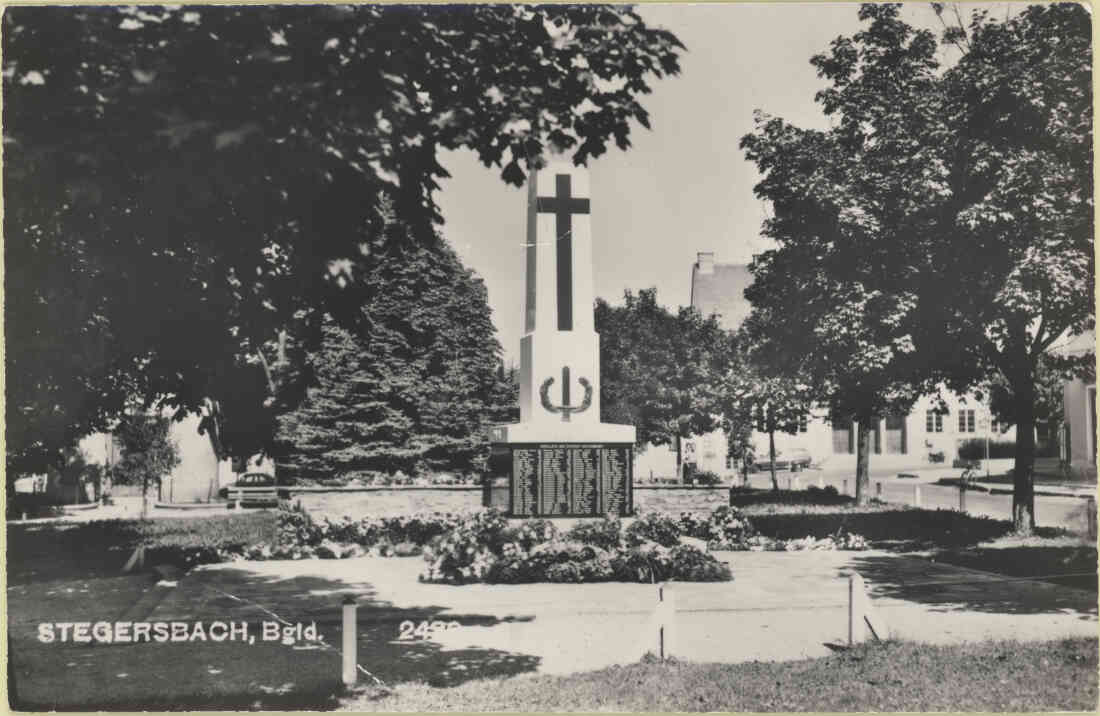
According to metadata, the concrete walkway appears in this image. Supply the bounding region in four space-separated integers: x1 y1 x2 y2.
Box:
148 550 1097 681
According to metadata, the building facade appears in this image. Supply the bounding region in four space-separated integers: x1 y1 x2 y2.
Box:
1057 330 1097 479
635 253 1016 479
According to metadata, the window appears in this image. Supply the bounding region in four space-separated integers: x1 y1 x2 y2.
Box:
958 409 975 433
925 410 943 433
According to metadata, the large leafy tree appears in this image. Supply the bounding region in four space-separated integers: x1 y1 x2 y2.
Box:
931 4 1093 529
596 288 737 475
4 5 684 476
740 4 1091 525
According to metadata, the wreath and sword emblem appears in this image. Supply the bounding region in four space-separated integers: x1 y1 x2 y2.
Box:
539 366 592 422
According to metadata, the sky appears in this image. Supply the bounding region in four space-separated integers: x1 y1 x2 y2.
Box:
432 3 981 365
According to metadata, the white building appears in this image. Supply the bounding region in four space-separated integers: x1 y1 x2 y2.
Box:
635 253 1016 480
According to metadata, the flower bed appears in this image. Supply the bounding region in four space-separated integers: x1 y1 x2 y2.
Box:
142 503 870 580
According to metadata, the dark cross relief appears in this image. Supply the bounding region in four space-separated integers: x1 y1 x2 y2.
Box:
539 366 593 422
537 174 590 331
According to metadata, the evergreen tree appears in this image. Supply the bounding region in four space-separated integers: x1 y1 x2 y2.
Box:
274 207 503 482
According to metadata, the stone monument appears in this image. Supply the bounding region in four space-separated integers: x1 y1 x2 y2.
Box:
484 155 636 516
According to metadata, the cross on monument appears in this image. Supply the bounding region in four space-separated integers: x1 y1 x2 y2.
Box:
537 174 590 331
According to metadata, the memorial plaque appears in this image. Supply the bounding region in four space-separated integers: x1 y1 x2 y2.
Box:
511 448 539 516
539 446 570 515
487 443 633 517
570 447 600 514
599 446 630 515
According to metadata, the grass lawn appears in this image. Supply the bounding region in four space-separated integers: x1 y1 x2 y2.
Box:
340 638 1098 712
927 533 1097 592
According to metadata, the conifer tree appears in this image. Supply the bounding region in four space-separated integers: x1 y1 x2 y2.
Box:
274 204 503 482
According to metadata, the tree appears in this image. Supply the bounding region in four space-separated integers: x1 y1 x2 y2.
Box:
739 4 1091 520
274 208 505 482
112 414 181 517
596 288 737 477
717 340 814 491
929 4 1093 529
4 5 685 477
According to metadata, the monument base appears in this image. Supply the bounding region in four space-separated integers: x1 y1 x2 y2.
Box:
485 424 635 517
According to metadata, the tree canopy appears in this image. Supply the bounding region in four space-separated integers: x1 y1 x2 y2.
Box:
740 4 1092 524
596 288 736 451
4 5 684 474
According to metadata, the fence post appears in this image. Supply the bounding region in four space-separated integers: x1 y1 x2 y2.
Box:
913 484 921 508
1088 497 1097 541
657 584 676 659
342 595 358 686
848 573 866 646
875 482 882 499
958 483 966 513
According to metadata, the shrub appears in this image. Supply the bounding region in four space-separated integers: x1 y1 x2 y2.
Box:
693 470 723 486
420 509 507 583
610 540 675 582
958 439 1016 461
625 512 683 547
564 515 623 550
495 519 558 553
669 544 732 581
696 506 755 546
276 501 324 547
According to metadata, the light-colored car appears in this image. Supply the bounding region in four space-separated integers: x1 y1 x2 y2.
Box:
752 448 813 472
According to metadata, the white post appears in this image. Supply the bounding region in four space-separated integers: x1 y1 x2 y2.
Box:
913 484 921 507
342 596 357 686
792 476 800 490
818 475 825 489
657 584 676 659
848 573 866 646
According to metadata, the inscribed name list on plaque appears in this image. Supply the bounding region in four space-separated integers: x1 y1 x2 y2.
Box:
484 155 636 517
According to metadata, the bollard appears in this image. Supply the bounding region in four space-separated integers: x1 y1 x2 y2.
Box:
913 484 922 508
958 483 966 513
342 595 358 686
818 475 825 489
875 482 882 498
657 584 676 659
848 573 866 646
1088 497 1097 542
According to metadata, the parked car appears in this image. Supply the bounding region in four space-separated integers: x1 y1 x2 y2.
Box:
751 448 813 472
218 472 290 506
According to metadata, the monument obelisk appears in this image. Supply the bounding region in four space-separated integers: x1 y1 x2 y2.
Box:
486 155 636 517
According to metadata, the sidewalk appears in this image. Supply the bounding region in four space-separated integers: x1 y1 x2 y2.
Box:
153 550 1098 674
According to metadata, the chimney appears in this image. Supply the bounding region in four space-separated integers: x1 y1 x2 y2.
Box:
696 252 715 275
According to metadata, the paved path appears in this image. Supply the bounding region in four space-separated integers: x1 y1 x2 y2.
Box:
148 551 1096 681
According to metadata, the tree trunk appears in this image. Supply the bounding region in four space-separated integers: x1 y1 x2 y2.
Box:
855 415 873 505
1012 377 1037 533
674 434 682 484
141 474 149 520
768 428 779 491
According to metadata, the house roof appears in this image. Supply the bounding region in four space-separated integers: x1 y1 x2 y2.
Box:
1049 329 1096 358
690 261 753 331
